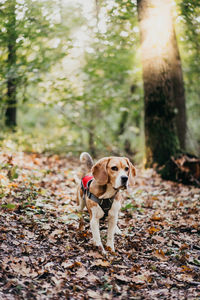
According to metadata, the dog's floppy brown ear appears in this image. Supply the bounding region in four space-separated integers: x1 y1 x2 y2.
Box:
92 157 110 185
125 158 136 187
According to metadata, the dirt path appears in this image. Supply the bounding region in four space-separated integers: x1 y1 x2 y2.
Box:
0 152 199 299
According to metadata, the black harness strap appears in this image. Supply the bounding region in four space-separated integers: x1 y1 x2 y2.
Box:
87 190 116 217
81 178 117 217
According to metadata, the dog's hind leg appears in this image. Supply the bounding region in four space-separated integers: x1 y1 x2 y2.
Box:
76 189 85 211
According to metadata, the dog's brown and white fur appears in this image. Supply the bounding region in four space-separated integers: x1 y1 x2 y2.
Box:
76 152 136 253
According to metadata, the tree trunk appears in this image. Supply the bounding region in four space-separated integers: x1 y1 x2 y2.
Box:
171 26 187 150
5 0 17 128
137 0 186 166
89 129 96 157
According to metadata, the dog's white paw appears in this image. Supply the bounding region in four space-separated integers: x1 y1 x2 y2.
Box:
94 243 106 255
106 242 115 253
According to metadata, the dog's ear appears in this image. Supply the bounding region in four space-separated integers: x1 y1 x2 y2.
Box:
125 158 136 187
92 157 110 185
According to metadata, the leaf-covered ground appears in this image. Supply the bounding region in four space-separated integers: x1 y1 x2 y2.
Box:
0 152 199 299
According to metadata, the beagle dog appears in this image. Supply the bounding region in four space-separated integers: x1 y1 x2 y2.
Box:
76 152 136 253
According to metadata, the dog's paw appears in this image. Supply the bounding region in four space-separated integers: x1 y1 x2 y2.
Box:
105 245 116 254
115 225 122 235
93 244 106 255
106 241 115 253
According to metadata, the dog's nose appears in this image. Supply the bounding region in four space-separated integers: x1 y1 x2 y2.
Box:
121 175 128 185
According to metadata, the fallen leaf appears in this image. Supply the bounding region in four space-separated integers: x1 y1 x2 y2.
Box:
181 265 193 272
76 267 87 278
88 251 103 259
148 226 160 234
87 274 99 283
151 211 163 221
152 235 165 243
61 260 82 269
87 290 101 299
92 259 110 267
176 273 194 282
154 249 168 261
132 274 147 284
115 274 129 282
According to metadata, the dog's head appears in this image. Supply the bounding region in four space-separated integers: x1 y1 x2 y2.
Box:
92 157 136 189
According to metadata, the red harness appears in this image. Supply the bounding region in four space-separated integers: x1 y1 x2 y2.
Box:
81 175 94 190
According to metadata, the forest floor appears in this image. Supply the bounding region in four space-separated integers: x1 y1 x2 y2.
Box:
0 151 199 300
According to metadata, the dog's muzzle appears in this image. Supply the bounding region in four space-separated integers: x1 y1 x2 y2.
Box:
121 175 128 187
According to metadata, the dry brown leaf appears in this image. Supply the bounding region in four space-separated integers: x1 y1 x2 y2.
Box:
148 226 160 235
173 240 182 248
50 229 63 237
151 211 163 221
87 290 101 299
92 259 110 267
130 265 141 273
87 274 99 283
132 274 147 284
152 235 165 243
176 273 194 282
180 243 189 250
180 265 193 272
88 251 103 259
114 274 129 282
76 267 87 278
61 260 82 269
154 249 168 261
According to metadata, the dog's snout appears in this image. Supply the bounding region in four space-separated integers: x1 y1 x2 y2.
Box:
121 175 128 185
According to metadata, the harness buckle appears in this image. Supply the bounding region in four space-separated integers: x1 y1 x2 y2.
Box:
99 199 104 206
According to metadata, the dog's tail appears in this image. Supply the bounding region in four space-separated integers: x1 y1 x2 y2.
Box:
80 152 93 176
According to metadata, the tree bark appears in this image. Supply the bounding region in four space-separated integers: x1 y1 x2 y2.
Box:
171 26 187 150
137 0 186 166
5 0 17 128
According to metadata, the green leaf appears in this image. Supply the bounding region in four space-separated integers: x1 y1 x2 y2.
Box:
122 202 137 211
2 203 16 210
8 166 18 180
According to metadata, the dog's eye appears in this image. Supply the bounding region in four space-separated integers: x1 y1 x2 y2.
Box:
111 166 118 171
125 167 129 172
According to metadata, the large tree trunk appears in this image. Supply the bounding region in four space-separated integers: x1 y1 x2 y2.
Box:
137 0 186 166
171 26 187 150
5 0 17 128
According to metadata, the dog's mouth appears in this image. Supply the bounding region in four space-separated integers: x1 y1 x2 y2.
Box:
121 185 127 190
114 184 127 191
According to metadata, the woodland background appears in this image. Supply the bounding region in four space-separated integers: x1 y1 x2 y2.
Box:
0 0 200 299
0 0 199 163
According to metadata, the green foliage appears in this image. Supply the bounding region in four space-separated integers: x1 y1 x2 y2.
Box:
0 0 199 159
0 0 72 121
56 0 144 158
177 0 200 155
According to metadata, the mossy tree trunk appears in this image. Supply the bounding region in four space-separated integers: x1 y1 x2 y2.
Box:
5 0 17 129
137 0 186 167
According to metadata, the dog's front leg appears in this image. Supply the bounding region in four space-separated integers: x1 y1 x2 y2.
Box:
107 201 121 252
90 206 105 252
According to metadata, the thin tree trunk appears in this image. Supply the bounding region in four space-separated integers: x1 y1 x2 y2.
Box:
5 0 17 128
89 129 96 157
137 0 186 166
